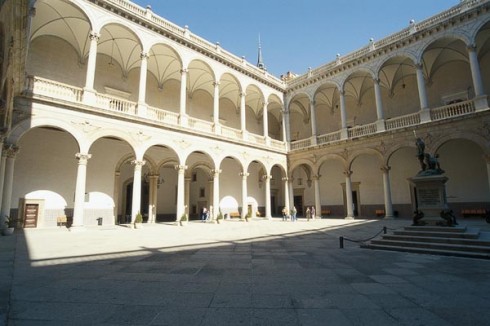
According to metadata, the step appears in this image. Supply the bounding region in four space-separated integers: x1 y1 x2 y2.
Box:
361 243 490 259
393 230 479 239
370 239 490 254
381 235 490 247
403 226 467 233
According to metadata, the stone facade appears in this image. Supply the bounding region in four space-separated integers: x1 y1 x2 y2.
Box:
0 0 489 228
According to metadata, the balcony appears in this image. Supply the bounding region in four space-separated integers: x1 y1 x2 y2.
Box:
22 75 287 152
290 99 484 151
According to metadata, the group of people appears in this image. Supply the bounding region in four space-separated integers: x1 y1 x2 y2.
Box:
282 206 316 221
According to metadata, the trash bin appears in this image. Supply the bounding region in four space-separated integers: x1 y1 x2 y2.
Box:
96 217 103 226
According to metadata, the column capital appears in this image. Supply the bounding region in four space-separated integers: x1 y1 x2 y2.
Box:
140 51 149 60
310 100 316 106
373 77 381 85
181 68 188 74
75 152 91 164
339 89 345 96
343 169 353 177
240 92 247 98
89 31 100 41
3 144 19 158
281 176 289 182
175 164 187 172
380 165 391 173
131 159 146 168
312 174 321 180
213 81 220 87
240 172 249 178
261 174 271 180
211 169 222 177
467 43 477 52
415 62 424 70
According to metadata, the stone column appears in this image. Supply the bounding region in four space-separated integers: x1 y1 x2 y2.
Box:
179 68 188 126
0 145 18 227
137 51 149 115
240 92 247 140
288 178 294 211
415 63 431 122
82 31 100 105
0 138 6 213
185 176 191 217
175 165 187 221
381 165 394 219
339 90 348 139
113 171 120 224
282 109 290 150
468 44 484 97
262 101 269 142
212 169 221 219
130 160 145 223
264 175 271 219
309 100 317 145
282 177 290 213
213 81 221 134
467 44 488 110
344 170 354 219
72 153 91 230
374 78 386 131
148 174 159 223
240 172 249 219
313 175 321 219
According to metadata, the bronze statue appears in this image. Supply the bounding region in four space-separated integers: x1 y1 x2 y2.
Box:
415 137 444 176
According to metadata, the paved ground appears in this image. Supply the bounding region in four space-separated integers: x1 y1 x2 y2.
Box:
1 217 490 325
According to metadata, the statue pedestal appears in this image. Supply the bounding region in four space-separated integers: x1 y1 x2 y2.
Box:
409 174 451 226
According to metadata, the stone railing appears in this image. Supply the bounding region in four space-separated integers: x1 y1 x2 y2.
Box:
95 93 137 115
24 75 83 102
221 125 242 139
430 100 475 121
147 105 180 125
385 112 421 131
290 138 311 150
23 75 287 151
317 130 342 145
347 122 378 138
187 116 214 133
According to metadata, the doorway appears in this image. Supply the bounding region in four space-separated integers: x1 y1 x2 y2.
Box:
24 203 39 228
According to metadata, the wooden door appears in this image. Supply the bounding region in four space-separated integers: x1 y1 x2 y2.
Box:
24 203 39 228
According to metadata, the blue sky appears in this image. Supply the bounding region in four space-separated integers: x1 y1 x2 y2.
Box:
132 0 458 77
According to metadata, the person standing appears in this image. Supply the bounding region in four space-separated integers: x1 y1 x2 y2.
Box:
201 207 208 222
282 206 289 221
311 206 316 220
306 207 311 221
291 206 297 222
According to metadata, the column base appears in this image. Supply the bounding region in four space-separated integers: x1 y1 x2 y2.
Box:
383 215 394 220
376 119 386 132
344 215 355 220
474 95 489 111
419 109 431 123
82 88 96 106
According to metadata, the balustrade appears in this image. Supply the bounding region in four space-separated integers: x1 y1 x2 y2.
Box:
24 75 484 153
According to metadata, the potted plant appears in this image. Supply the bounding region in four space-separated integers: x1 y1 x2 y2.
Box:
180 213 188 226
2 216 15 236
134 211 143 229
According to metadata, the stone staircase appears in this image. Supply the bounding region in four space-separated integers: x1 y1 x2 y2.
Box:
361 226 490 259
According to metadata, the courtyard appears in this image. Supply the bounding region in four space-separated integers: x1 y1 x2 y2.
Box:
2 217 490 325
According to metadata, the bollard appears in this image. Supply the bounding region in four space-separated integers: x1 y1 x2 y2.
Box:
383 226 387 234
339 236 344 249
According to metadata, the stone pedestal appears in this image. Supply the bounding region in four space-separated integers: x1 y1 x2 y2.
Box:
409 174 451 225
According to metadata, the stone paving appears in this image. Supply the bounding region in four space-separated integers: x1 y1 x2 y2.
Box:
2 217 490 325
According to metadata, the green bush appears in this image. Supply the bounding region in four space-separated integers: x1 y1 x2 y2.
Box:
135 212 143 224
